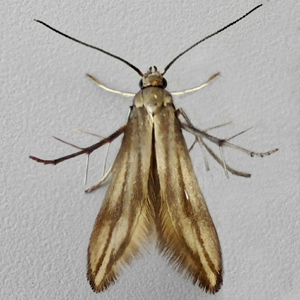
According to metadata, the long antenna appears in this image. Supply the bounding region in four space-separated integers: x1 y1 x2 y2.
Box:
34 19 144 77
161 4 263 75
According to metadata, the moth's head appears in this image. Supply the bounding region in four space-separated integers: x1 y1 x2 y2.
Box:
139 66 167 89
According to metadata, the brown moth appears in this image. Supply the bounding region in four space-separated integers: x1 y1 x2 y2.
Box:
30 4 277 293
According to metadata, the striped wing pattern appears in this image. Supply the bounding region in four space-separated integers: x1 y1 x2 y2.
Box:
87 106 154 291
88 102 222 293
153 104 222 293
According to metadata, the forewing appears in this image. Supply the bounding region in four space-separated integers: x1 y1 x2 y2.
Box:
87 106 154 292
153 104 222 293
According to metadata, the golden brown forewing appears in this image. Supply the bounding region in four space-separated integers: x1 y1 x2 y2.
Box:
152 104 222 293
87 106 154 292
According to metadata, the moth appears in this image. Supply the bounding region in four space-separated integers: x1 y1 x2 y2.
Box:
30 4 277 294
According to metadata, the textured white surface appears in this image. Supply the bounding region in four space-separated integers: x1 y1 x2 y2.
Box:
1 0 300 299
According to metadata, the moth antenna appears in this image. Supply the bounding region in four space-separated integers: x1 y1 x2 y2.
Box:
162 4 263 75
34 19 143 77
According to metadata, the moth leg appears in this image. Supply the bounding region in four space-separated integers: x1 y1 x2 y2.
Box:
78 131 113 192
203 121 232 132
52 130 114 189
218 128 253 178
188 136 210 171
188 125 244 177
218 145 229 178
178 109 278 177
188 121 233 171
29 125 126 165
52 136 92 184
85 165 113 193
171 72 219 96
76 129 112 185
189 120 232 152
183 120 278 158
52 135 84 150
100 140 111 183
178 109 251 177
86 74 135 98
76 129 105 138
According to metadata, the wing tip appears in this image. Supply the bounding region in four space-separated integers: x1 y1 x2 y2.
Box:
87 266 118 293
157 243 223 294
199 273 223 294
185 266 223 294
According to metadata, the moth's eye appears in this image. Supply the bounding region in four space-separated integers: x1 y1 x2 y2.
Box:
139 79 143 88
162 78 167 88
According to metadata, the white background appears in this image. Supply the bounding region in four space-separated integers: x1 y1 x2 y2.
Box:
1 1 299 299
